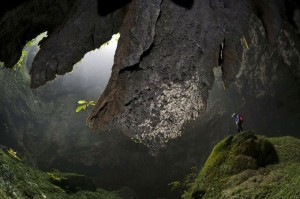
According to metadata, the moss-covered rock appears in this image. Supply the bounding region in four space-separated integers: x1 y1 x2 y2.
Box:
183 132 300 199
0 148 122 199
49 172 97 193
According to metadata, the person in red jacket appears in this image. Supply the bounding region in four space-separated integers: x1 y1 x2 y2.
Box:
232 113 244 133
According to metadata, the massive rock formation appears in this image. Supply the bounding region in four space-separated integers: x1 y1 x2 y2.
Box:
88 0 300 153
1 0 300 154
0 1 300 198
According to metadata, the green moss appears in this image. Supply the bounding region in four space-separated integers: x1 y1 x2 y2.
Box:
0 149 122 199
0 189 9 198
183 132 300 199
70 189 121 199
47 172 65 181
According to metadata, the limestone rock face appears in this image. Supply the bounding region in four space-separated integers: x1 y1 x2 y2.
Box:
88 0 300 153
89 0 253 153
1 0 300 153
0 0 76 69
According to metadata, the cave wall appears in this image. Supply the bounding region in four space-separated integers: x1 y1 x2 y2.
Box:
0 1 300 198
1 0 299 153
0 0 76 68
0 0 127 87
89 0 300 153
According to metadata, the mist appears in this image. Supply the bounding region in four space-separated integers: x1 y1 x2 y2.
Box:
24 33 120 100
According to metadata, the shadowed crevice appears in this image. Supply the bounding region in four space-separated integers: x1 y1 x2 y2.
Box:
171 0 194 9
97 0 132 16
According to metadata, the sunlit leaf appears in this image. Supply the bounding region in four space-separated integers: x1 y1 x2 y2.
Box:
76 106 84 112
78 100 87 104
7 148 21 161
88 101 96 106
243 35 249 49
82 105 87 110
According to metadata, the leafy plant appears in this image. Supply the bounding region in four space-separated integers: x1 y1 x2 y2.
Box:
6 149 21 161
12 32 47 71
76 100 96 113
47 173 64 181
168 166 199 195
168 181 181 191
130 137 141 144
13 50 28 71
243 35 249 49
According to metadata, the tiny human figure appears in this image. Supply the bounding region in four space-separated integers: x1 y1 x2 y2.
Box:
232 113 244 133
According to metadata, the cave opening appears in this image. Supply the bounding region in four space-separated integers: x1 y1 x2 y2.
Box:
52 32 120 99
0 32 47 73
5 31 120 98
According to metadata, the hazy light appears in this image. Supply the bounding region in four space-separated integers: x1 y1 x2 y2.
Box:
52 33 120 98
71 32 120 85
6 31 119 100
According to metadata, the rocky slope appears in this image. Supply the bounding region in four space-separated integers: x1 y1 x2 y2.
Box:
0 146 134 199
183 132 300 199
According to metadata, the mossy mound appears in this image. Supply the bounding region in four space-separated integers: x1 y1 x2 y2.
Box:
183 132 300 199
0 148 122 199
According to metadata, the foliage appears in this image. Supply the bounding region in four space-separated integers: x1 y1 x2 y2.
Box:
13 50 28 71
12 32 47 71
243 35 249 49
0 148 122 199
47 172 64 181
168 166 199 194
6 149 21 161
99 33 120 50
168 181 181 191
76 100 96 113
130 137 141 144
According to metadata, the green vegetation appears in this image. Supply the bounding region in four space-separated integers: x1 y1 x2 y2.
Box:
47 172 65 182
75 100 96 113
99 33 120 50
12 32 47 71
0 148 122 199
130 137 141 144
182 132 300 199
13 50 28 71
6 149 21 161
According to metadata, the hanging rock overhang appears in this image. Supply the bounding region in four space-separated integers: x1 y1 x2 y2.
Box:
1 0 299 154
